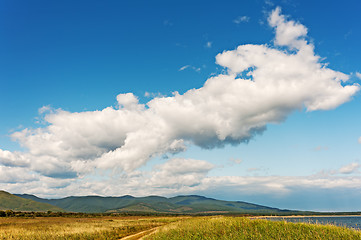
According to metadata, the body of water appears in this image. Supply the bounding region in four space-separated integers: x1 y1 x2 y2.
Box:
263 216 361 230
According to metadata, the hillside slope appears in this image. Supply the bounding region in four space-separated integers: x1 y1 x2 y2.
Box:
16 193 292 214
0 191 64 212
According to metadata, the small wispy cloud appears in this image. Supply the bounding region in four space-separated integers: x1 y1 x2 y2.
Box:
38 105 52 114
356 72 361 80
265 0 274 6
247 167 269 174
344 30 352 40
205 41 212 48
193 67 201 72
358 136 361 144
179 65 190 71
144 92 166 98
35 105 54 124
316 162 361 177
163 20 173 27
233 16 250 24
179 65 201 72
313 146 328 151
228 157 242 165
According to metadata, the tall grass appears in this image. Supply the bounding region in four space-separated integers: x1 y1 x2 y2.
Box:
2 215 361 239
0 216 180 240
145 216 361 240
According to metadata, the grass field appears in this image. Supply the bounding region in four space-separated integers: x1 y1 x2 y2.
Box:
1 215 361 239
0 216 182 240
145 216 361 240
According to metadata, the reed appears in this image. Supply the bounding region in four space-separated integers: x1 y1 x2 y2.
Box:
145 216 361 240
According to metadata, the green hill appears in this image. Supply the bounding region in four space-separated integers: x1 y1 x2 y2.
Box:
15 192 293 214
16 194 137 213
108 195 290 214
0 191 64 212
168 195 284 213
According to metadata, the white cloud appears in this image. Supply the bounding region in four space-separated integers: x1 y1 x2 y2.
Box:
339 162 361 174
0 7 359 182
205 41 212 48
2 156 361 211
234 16 250 24
356 72 361 80
146 158 214 188
4 164 361 211
179 65 201 72
0 166 38 183
38 105 52 114
358 136 361 144
0 149 30 167
268 7 308 49
216 9 357 112
179 65 190 71
0 157 214 198
116 93 144 110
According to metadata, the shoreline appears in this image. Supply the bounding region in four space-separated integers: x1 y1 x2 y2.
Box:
251 215 361 219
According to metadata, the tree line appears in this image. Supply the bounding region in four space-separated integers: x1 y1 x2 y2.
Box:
0 210 185 218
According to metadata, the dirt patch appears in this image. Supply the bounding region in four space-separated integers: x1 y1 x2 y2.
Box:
120 227 159 240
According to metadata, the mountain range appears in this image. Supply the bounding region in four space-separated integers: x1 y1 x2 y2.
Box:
0 190 63 212
0 190 295 214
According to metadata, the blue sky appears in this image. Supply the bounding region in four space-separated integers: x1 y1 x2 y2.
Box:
1 0 361 211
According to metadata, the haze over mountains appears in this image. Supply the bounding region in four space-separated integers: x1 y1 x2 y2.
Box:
0 190 293 214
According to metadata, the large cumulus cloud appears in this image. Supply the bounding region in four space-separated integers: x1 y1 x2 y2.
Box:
0 7 359 178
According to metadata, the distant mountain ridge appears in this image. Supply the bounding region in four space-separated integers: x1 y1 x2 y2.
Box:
0 191 64 212
14 192 293 214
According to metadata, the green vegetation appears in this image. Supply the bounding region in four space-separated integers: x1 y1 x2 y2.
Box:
0 216 181 240
15 193 292 214
0 191 63 212
145 216 361 240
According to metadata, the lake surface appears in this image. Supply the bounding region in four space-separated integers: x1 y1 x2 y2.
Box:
263 216 361 230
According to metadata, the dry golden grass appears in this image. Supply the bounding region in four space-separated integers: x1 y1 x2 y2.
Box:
2 215 361 239
0 216 181 240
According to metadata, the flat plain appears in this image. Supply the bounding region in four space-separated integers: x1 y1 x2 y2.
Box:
1 215 361 239
0 216 182 240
